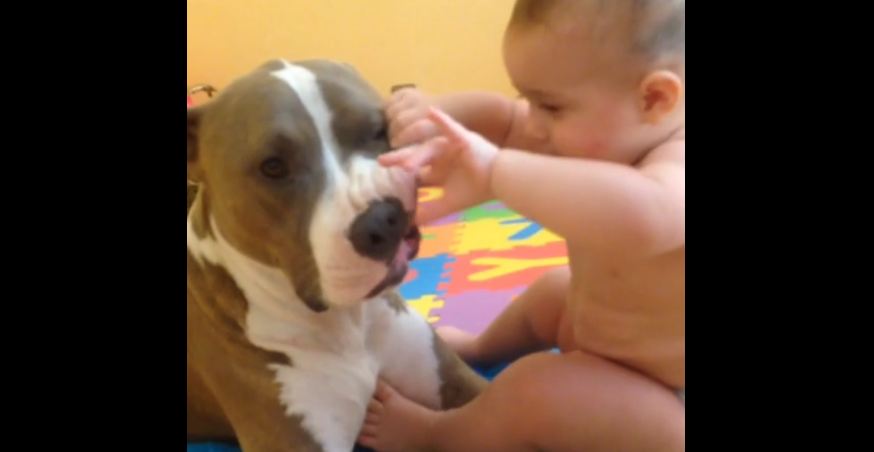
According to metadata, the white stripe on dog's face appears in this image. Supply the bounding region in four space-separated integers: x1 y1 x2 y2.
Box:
271 63 347 191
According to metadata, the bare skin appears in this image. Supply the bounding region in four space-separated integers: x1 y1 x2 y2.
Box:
362 350 684 452
360 1 685 450
360 242 684 452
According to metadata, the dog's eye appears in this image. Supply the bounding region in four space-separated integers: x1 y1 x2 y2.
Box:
260 157 289 179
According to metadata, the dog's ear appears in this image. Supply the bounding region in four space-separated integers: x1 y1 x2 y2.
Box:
188 106 205 183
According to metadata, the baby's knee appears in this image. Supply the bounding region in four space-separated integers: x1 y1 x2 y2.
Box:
540 266 570 291
528 266 571 307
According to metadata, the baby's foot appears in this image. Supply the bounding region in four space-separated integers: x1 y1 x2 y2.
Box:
358 380 439 452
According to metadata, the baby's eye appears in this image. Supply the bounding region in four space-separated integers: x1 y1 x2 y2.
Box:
539 103 563 114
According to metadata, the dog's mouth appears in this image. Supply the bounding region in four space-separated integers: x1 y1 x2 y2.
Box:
402 225 422 261
366 225 421 298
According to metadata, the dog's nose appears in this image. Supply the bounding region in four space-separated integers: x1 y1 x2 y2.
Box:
348 198 409 262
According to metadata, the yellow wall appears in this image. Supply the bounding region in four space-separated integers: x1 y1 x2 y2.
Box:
187 0 516 99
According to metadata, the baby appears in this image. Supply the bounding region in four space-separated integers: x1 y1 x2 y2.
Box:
360 1 685 451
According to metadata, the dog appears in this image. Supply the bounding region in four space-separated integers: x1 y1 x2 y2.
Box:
187 59 486 452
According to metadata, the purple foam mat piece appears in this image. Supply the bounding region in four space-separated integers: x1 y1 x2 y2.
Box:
433 288 525 334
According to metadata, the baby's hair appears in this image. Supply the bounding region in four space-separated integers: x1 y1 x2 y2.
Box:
509 0 684 65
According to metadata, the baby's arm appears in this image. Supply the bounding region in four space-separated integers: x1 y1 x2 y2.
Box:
382 107 684 258
491 141 685 260
430 92 517 146
388 90 549 153
436 94 548 152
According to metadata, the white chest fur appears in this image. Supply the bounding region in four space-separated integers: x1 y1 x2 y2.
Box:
188 217 442 452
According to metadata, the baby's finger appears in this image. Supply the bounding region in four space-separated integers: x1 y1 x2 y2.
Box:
427 107 472 146
394 118 438 148
416 165 439 186
386 89 417 118
377 146 419 167
401 136 452 172
390 109 420 138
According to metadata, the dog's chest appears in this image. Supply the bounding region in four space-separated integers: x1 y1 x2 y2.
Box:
189 217 443 451
246 297 443 452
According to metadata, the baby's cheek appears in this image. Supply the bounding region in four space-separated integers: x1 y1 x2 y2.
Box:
582 115 628 158
556 128 609 159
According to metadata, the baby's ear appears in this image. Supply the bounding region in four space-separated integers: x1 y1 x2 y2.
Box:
638 70 683 124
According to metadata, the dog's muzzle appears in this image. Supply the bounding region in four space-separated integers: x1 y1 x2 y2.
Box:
349 197 421 298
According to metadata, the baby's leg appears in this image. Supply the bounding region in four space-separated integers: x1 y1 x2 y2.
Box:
361 349 684 452
439 266 570 365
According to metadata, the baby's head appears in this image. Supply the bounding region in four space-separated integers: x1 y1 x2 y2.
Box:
503 0 684 163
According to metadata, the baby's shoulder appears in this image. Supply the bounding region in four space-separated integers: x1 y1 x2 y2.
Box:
638 132 685 170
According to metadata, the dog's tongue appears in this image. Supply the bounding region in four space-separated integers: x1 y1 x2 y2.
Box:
397 240 411 263
390 226 421 265
366 226 421 299
402 226 421 261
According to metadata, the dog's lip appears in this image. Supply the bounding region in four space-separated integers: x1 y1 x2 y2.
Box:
366 262 408 298
404 225 421 260
365 225 421 298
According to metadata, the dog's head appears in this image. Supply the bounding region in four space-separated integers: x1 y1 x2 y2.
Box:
187 59 420 312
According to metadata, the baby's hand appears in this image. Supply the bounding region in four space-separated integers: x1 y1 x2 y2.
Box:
386 87 439 149
379 107 499 224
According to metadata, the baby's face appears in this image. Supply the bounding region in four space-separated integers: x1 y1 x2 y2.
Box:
503 26 663 164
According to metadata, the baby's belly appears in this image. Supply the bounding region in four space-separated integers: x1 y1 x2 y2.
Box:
561 302 683 388
566 252 685 388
